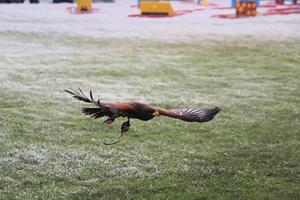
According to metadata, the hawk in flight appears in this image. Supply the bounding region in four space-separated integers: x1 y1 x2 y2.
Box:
65 88 220 143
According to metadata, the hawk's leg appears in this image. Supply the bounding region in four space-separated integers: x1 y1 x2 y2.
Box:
121 118 131 133
103 117 115 125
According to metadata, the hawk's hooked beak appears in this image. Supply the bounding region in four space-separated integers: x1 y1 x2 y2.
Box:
152 110 160 116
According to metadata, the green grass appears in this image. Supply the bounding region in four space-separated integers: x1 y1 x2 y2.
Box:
0 31 299 199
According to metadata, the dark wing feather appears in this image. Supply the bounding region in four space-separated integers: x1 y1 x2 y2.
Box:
64 88 102 107
168 107 221 123
65 88 116 118
81 108 113 119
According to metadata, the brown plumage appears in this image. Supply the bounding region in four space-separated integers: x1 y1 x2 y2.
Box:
65 88 221 134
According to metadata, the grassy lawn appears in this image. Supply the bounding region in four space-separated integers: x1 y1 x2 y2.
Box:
0 32 299 199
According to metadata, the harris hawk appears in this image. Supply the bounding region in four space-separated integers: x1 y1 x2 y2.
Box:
65 88 220 144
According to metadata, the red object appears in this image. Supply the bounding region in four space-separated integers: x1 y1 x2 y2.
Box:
202 2 219 7
276 0 298 4
276 0 284 5
212 13 248 19
264 7 300 15
212 3 300 19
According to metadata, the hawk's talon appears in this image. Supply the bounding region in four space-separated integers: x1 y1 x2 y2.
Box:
121 120 130 133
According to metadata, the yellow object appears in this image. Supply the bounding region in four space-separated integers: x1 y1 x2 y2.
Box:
77 0 92 13
201 0 208 6
140 1 175 15
256 11 262 16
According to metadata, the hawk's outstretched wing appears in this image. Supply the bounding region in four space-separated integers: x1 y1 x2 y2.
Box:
156 107 221 123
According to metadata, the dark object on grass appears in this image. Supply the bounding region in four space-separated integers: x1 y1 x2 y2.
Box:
65 88 221 144
53 0 73 3
0 0 39 3
0 0 25 3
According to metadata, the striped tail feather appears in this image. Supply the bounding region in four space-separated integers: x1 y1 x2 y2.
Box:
170 107 221 123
